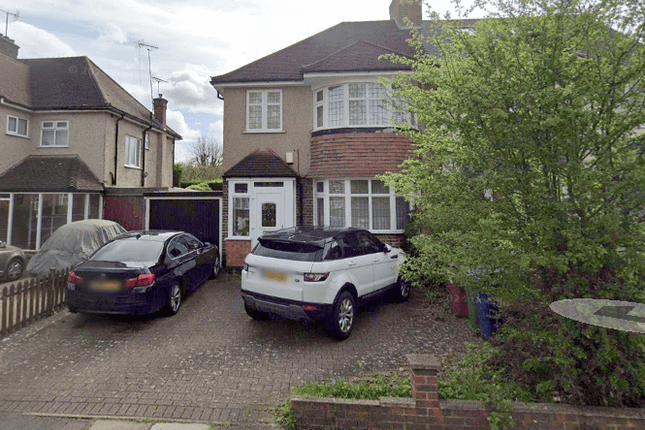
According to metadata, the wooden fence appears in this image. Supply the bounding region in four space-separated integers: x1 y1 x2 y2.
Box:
0 270 69 338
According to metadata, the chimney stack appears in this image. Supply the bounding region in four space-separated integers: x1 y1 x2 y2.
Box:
0 34 19 59
390 0 423 28
153 95 168 127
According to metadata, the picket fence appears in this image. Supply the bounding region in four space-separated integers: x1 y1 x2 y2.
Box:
0 270 69 338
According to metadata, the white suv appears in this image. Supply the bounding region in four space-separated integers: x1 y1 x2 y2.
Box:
241 227 410 340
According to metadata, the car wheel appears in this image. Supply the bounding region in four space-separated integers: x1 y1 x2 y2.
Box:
210 256 220 279
5 258 24 281
325 291 356 340
393 277 411 303
165 283 182 316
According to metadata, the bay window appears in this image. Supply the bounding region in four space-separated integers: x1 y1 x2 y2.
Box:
314 179 411 232
313 83 415 130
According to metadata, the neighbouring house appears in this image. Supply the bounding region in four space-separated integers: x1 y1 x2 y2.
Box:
0 35 182 251
210 0 430 267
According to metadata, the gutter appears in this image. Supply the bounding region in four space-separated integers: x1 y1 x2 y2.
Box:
113 114 125 185
0 97 31 112
142 120 153 187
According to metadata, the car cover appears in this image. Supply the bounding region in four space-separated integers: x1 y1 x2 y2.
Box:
27 219 127 277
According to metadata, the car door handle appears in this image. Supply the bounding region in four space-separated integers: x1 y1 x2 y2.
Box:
347 261 357 267
390 255 399 259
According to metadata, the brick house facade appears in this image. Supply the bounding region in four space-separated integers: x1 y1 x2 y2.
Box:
210 0 427 267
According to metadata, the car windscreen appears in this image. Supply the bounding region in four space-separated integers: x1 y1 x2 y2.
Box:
90 239 165 264
254 239 323 262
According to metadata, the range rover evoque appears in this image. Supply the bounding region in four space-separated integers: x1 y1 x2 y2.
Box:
241 226 410 340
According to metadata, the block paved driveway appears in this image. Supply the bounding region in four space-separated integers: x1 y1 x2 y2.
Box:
0 273 476 428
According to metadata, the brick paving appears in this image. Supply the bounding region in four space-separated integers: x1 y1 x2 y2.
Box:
0 273 478 428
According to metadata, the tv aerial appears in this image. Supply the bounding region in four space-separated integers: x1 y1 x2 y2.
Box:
0 8 22 36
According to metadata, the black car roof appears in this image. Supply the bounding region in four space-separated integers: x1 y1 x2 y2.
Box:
114 230 184 242
259 226 364 245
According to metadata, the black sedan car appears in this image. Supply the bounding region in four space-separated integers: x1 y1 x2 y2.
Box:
66 231 220 316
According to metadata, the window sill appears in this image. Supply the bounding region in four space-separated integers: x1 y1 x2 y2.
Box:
6 132 29 139
39 144 69 148
243 129 285 134
227 236 251 241
124 165 143 170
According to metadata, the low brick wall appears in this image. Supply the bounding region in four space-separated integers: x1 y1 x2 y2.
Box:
225 239 252 268
291 354 645 430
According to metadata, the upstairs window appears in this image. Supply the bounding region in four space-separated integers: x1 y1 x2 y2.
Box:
247 90 282 132
7 115 28 137
125 135 142 168
41 121 69 146
313 83 415 131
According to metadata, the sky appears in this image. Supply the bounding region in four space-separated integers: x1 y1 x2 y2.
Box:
2 0 471 162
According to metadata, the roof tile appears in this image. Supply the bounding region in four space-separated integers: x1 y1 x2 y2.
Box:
0 155 104 192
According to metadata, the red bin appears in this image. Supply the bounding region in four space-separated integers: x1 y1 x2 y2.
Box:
447 282 469 317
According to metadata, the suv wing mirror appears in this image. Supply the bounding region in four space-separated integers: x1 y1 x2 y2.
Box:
383 244 391 253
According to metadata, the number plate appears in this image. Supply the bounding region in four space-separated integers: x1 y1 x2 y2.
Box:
263 271 288 283
91 280 122 292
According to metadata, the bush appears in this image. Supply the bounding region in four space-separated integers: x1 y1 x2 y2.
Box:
489 298 645 408
293 374 411 401
182 179 223 191
186 182 212 191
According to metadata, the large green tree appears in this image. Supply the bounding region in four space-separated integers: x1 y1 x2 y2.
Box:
385 0 645 406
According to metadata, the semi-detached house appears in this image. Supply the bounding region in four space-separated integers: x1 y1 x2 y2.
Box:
0 35 182 251
210 0 432 267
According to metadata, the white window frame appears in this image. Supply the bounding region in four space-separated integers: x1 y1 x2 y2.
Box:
40 120 69 147
313 179 410 233
4 192 102 250
7 115 28 137
246 89 283 132
229 181 250 238
125 135 142 168
312 83 416 131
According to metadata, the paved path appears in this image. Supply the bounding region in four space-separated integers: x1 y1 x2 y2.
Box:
0 273 477 429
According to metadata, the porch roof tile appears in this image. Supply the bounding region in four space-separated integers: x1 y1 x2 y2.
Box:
223 149 297 178
0 155 104 192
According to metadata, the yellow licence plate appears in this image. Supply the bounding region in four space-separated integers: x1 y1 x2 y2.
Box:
263 271 288 283
91 280 122 292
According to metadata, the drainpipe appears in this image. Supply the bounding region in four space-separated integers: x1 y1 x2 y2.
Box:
113 114 125 185
141 121 153 187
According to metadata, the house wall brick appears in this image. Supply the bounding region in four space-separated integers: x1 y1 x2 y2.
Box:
103 192 145 230
291 354 645 430
309 131 414 179
298 178 313 226
225 239 252 268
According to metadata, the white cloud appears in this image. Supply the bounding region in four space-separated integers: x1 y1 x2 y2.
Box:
164 65 219 113
11 22 76 58
97 22 128 45
166 109 200 141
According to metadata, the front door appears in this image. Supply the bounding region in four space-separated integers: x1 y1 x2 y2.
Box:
255 192 282 237
249 180 295 247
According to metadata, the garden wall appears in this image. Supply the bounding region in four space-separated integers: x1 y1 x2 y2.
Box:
290 354 645 430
